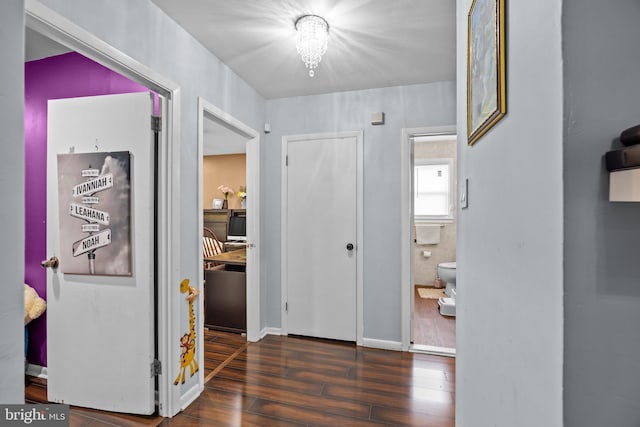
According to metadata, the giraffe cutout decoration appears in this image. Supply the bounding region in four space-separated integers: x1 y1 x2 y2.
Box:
174 278 199 385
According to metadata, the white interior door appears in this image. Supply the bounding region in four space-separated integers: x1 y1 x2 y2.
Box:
285 134 357 341
46 92 156 414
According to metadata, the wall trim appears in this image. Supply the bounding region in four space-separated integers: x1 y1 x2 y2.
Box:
179 383 202 412
26 364 47 379
361 338 403 351
260 327 283 339
410 344 456 358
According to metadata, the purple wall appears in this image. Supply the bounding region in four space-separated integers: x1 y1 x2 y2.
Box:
25 52 150 366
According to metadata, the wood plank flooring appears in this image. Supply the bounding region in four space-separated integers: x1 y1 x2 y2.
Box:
26 329 456 426
413 286 456 349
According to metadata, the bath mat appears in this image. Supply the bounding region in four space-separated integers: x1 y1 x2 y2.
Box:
417 287 446 299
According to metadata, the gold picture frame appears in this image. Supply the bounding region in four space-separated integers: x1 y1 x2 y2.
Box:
467 0 506 145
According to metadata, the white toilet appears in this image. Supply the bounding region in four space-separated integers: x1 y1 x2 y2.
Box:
437 262 457 316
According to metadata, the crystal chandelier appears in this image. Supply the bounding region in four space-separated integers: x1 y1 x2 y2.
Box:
295 15 329 77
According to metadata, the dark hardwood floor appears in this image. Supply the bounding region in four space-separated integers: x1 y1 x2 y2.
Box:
26 329 456 426
413 286 456 349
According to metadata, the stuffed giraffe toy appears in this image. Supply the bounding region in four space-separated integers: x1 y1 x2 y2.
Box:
174 278 199 385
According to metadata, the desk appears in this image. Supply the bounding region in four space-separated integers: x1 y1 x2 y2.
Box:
204 249 246 333
206 248 246 266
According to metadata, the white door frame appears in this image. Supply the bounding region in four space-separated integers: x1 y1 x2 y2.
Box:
196 97 260 347
400 126 456 353
25 0 182 416
280 131 364 346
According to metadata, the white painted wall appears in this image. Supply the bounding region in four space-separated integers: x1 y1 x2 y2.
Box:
0 0 26 405
455 1 563 426
264 82 456 342
563 1 640 425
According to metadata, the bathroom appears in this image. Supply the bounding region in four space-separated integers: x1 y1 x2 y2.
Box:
412 134 457 353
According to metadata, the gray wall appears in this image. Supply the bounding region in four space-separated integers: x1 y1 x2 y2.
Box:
263 82 456 341
563 1 640 425
455 0 564 425
39 0 266 290
29 0 265 404
0 0 26 404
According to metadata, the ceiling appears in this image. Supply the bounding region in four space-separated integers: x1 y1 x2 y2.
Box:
25 1 456 155
150 0 456 99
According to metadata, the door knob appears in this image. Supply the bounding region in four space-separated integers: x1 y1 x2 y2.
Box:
41 256 59 269
346 243 354 251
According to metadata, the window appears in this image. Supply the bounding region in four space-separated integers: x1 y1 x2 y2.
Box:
414 158 453 221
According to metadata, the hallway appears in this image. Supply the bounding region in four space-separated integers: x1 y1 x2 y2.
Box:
27 331 455 426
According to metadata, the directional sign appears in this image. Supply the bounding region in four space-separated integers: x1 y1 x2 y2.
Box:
72 173 113 197
82 224 100 233
82 196 100 205
69 203 110 225
73 229 111 257
81 169 100 178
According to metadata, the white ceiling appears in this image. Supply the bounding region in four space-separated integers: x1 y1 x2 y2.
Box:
150 0 456 99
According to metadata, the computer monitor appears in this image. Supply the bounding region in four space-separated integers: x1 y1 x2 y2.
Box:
227 215 246 241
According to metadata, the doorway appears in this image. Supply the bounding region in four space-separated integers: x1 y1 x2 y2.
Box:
411 134 457 352
280 131 364 344
401 126 457 356
197 98 260 344
25 4 181 416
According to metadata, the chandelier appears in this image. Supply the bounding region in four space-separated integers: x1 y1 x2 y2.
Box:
295 15 329 77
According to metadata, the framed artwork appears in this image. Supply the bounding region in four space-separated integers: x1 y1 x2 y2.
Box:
57 151 132 276
212 198 224 209
467 0 506 145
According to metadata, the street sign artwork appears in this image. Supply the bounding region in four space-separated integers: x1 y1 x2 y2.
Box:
57 152 132 276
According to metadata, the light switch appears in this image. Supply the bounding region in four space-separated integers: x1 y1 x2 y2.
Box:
461 178 469 209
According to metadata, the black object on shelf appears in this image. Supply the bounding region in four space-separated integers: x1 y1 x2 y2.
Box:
605 146 640 171
621 124 640 147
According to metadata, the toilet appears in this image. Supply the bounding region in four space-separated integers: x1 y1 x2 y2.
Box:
437 262 456 316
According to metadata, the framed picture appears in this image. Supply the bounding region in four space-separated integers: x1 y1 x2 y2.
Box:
212 198 224 209
467 0 506 145
57 151 132 276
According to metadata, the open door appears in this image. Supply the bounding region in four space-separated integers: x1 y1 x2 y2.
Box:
45 92 157 414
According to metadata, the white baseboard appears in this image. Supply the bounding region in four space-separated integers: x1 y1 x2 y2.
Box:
26 364 47 378
361 338 403 351
179 383 202 412
259 330 402 352
411 344 456 357
260 327 282 339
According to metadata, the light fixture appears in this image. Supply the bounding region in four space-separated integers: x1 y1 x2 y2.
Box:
295 14 329 77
